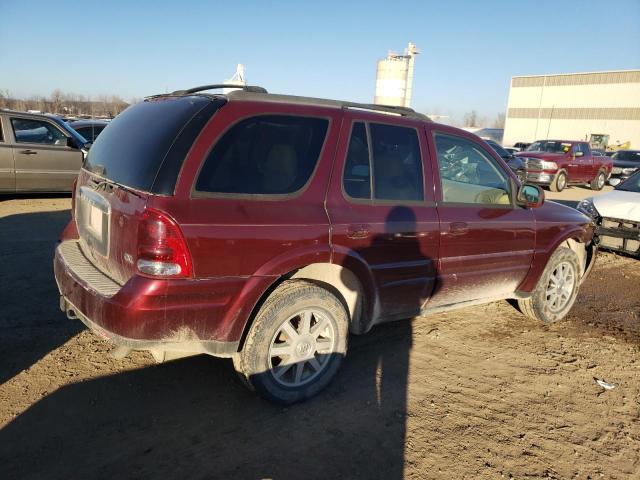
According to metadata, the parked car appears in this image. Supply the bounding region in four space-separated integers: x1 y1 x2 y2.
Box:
54 85 597 404
484 139 526 183
516 140 613 192
68 119 109 143
608 150 640 186
0 109 90 192
513 142 531 151
578 170 640 257
504 147 520 155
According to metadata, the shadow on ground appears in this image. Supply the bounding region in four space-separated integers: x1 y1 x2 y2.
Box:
0 320 412 480
0 208 80 384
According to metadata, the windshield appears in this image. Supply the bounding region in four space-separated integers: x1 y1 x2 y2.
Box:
612 150 640 163
525 140 572 153
49 115 88 146
486 140 511 159
616 170 640 192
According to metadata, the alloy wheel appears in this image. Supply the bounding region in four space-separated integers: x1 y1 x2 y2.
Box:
268 309 336 388
545 261 576 312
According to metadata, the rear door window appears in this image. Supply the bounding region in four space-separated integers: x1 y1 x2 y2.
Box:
195 115 328 195
343 122 371 199
342 122 424 202
11 118 67 145
370 123 424 201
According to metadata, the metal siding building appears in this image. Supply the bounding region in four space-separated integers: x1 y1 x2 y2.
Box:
502 70 640 148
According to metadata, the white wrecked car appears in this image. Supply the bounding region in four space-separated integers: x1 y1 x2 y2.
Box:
577 170 640 257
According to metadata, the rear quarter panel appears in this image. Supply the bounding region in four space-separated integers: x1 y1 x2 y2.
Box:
156 100 343 279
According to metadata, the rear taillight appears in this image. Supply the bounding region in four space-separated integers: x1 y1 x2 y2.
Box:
136 208 192 278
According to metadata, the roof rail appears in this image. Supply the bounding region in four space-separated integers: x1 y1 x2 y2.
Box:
171 84 268 95
342 102 427 119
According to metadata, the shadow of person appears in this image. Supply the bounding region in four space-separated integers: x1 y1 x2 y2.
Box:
0 208 430 480
334 205 431 479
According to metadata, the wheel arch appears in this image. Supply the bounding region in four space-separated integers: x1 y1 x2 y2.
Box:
236 259 378 352
517 228 595 293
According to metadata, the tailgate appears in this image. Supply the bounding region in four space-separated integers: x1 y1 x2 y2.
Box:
75 170 148 285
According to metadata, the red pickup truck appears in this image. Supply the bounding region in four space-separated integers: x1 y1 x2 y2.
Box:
516 140 612 192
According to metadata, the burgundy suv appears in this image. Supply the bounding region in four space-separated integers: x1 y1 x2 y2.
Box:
54 85 597 403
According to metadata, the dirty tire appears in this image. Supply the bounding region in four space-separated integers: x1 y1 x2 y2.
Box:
234 280 348 404
590 170 606 190
549 171 567 192
518 247 581 323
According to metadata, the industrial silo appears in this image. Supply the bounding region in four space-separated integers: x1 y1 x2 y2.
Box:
374 42 420 107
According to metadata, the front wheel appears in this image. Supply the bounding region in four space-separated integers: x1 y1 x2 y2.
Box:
517 247 581 323
549 171 567 192
234 280 348 404
590 170 606 190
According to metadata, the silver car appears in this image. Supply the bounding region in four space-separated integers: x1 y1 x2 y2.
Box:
0 109 90 192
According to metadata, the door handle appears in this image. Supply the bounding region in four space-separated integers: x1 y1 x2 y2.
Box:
20 150 37 155
347 224 371 239
449 222 469 235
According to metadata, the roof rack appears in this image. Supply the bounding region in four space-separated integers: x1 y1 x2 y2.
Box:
342 103 422 118
150 85 430 121
171 84 268 95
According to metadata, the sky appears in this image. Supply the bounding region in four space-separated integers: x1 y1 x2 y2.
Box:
1 0 639 123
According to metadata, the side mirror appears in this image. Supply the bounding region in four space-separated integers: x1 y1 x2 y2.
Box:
574 151 584 158
66 136 78 149
517 184 545 208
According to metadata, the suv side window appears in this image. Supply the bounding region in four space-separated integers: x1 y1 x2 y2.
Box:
342 122 424 202
11 118 67 145
343 122 371 199
195 115 328 195
434 133 511 205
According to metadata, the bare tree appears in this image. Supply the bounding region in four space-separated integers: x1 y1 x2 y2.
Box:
463 110 479 127
1 89 130 117
492 113 505 129
50 89 64 114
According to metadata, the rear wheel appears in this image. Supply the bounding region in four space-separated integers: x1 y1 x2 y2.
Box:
590 170 606 190
549 171 567 192
234 280 348 404
518 247 581 323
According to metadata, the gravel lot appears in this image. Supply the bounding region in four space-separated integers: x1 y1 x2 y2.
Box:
0 188 638 479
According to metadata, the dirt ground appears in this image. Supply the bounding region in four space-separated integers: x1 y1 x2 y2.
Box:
0 192 638 480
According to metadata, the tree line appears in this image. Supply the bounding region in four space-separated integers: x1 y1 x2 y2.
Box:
0 89 138 118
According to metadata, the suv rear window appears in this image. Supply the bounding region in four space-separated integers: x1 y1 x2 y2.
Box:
343 122 424 202
195 115 328 195
84 96 216 192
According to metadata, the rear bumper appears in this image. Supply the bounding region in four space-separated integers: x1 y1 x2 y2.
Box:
54 241 272 357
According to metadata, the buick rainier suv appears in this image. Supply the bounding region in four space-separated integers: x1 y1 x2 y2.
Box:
54 85 597 403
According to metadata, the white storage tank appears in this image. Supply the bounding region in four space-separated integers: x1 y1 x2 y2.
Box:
374 42 420 108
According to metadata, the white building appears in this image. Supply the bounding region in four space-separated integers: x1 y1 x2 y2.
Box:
374 43 419 108
502 70 640 149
